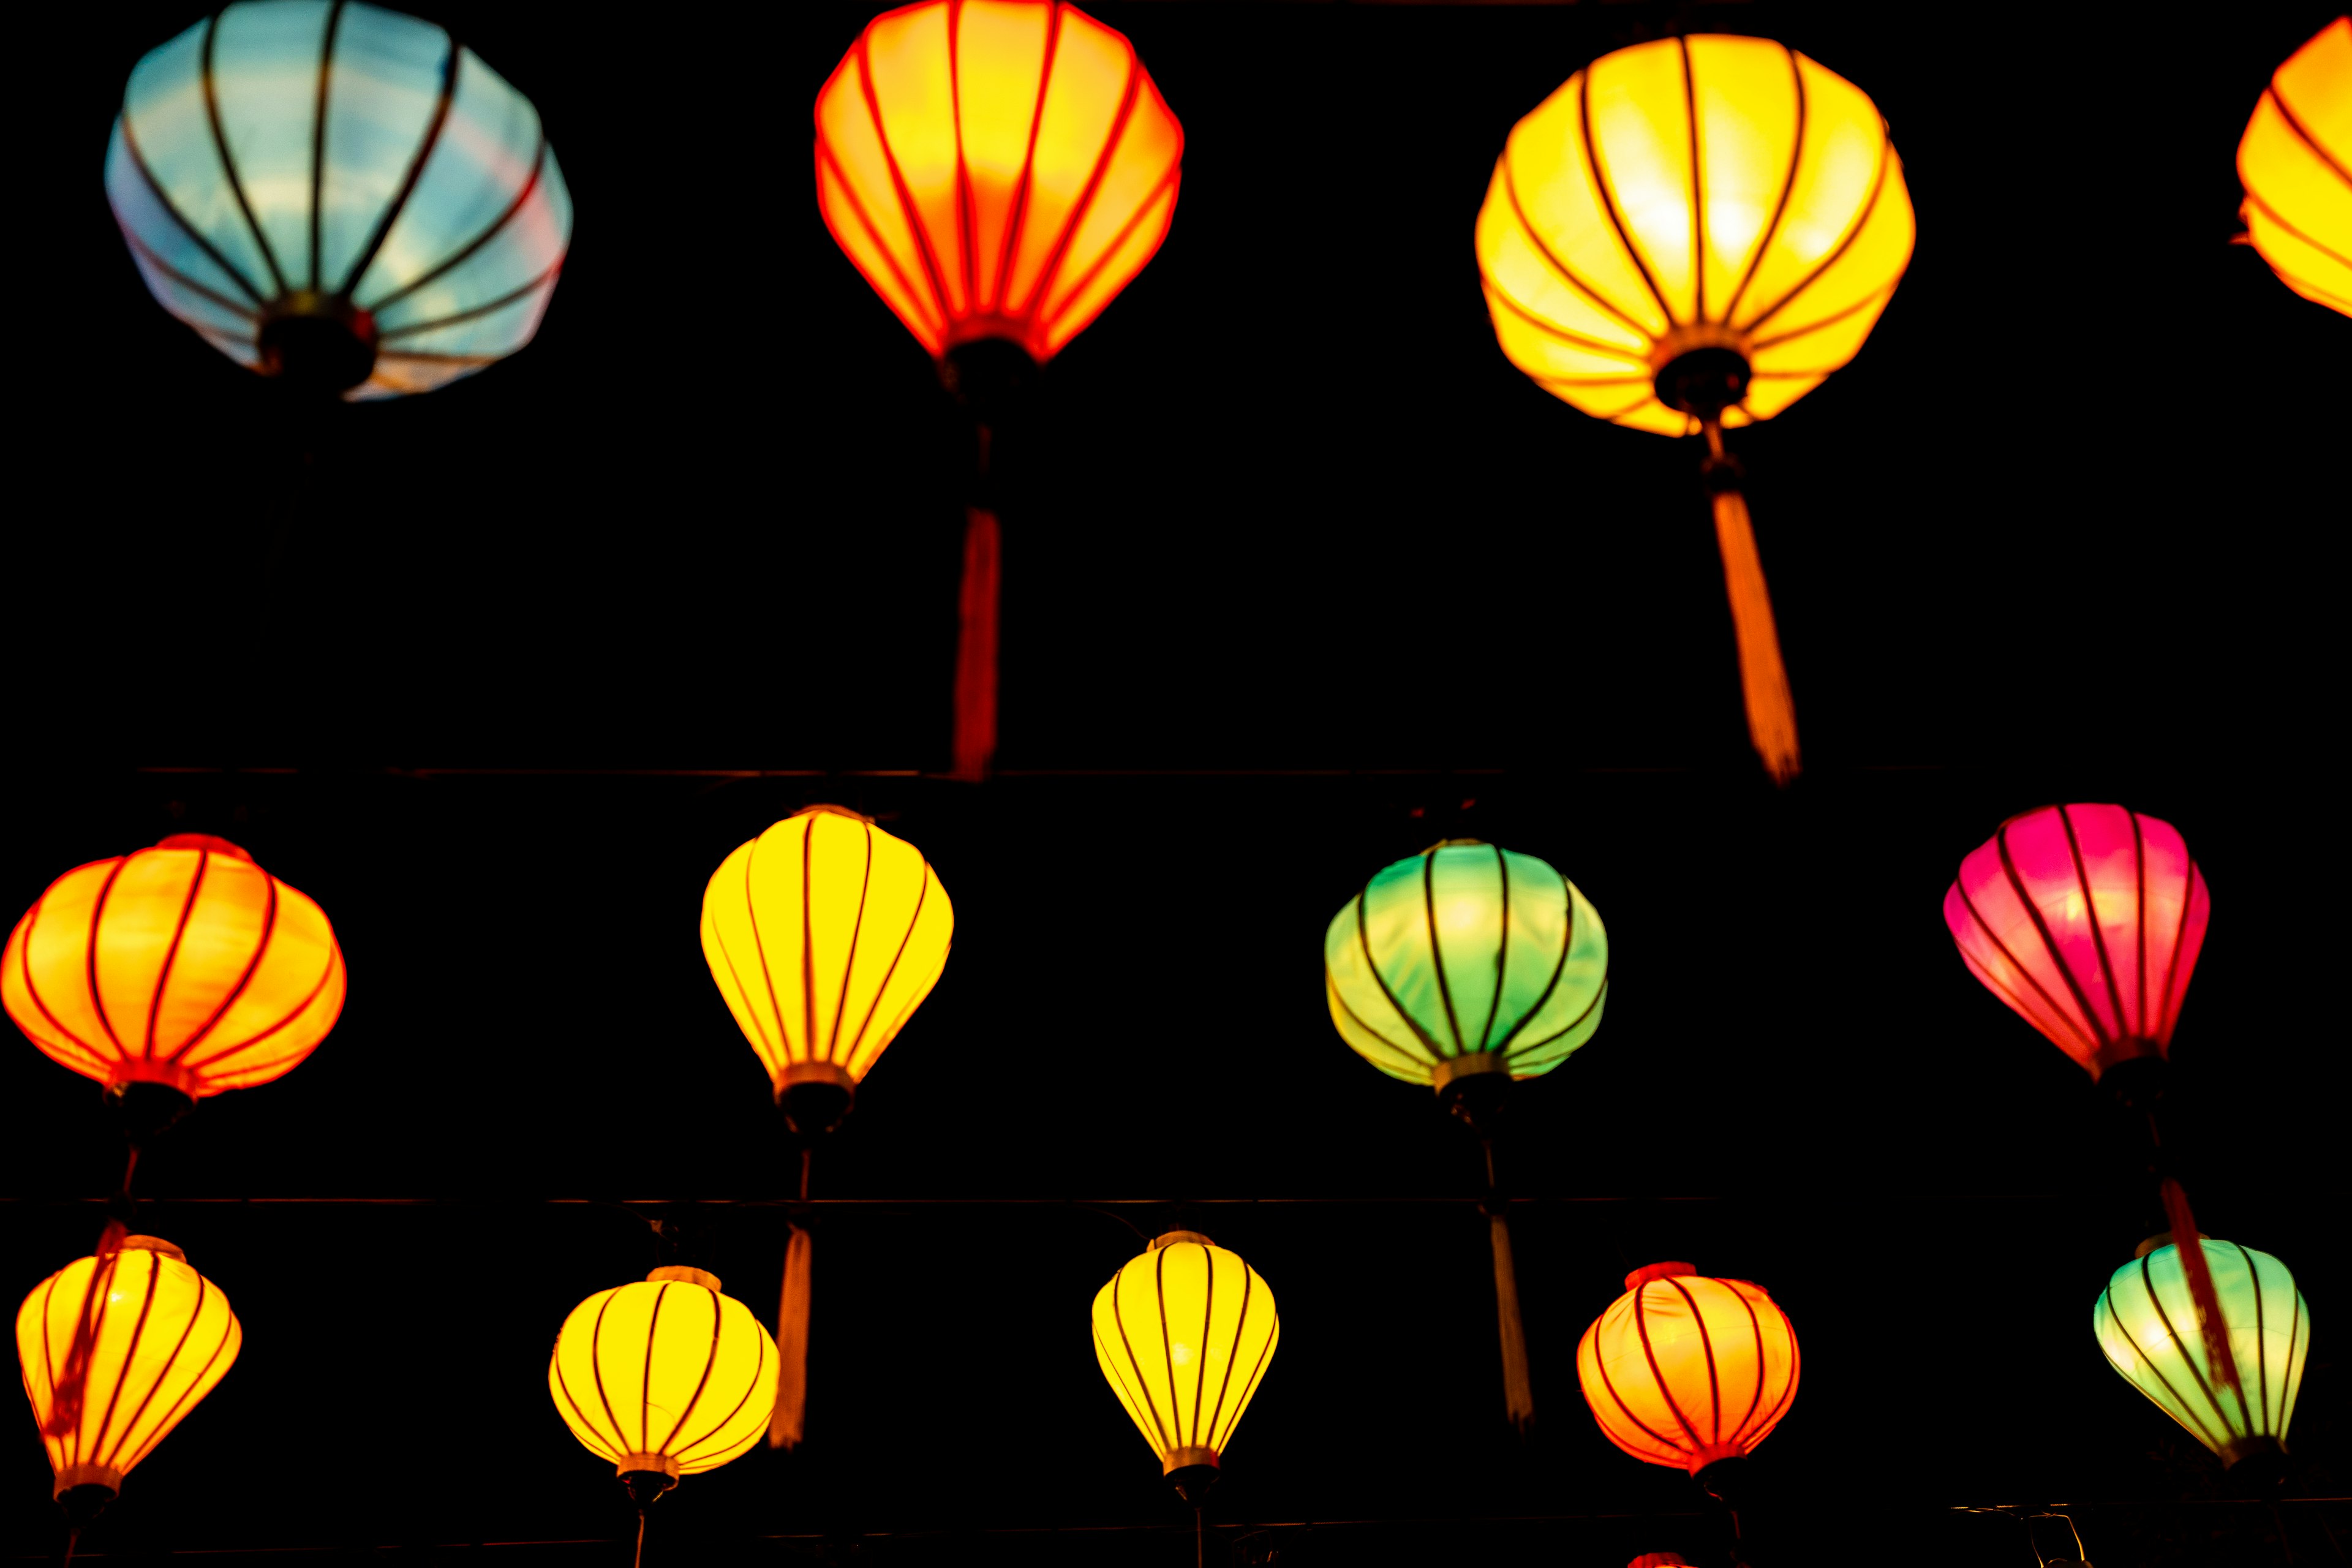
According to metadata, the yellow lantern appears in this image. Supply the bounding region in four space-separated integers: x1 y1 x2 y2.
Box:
1475 34 1915 783
2237 17 2351 316
17 1236 241 1542
1091 1231 1280 1506
547 1265 777 1526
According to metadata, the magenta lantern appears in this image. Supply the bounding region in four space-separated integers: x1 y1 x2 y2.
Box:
1942 804 2210 1082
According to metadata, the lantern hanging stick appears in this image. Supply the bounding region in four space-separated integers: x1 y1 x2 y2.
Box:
2236 17 2351 317
699 805 954 1448
1324 839 1608 1431
1475 34 1915 782
815 0 1184 779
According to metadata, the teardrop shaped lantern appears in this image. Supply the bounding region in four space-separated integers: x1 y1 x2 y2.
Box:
2094 1236 2310 1471
107 0 573 399
1324 838 1607 1431
1092 1232 1279 1507
1475 34 1915 782
1576 1262 1800 1483
816 0 1184 780
548 1266 778 1514
4 834 348 1121
2237 18 2351 317
17 1236 242 1542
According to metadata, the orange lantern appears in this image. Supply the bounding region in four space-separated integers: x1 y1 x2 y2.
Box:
2 834 346 1136
2237 18 2351 317
815 0 1184 780
1577 1262 1800 1483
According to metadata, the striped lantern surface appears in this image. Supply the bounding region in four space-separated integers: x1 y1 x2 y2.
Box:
2094 1237 2310 1468
548 1267 777 1483
1091 1232 1280 1484
1577 1262 1801 1474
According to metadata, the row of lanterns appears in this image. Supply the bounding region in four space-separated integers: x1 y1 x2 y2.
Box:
6 797 2311 1561
102 1 2352 785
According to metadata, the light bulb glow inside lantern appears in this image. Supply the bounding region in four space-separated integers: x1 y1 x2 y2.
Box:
1091 1234 1278 1485
1576 1262 1800 1475
548 1267 778 1482
2093 1238 2309 1468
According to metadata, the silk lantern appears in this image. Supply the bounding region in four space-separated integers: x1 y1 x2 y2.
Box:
2094 1236 2309 1471
1092 1231 1279 1508
1324 837 1607 1431
2238 18 2351 316
1577 1262 1800 1482
1476 34 1916 782
816 0 1184 779
107 0 573 398
17 1237 241 1544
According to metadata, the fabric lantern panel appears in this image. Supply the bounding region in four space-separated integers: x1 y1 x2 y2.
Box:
548 1267 778 1482
1577 1262 1800 1474
2238 18 2351 316
2093 1237 2309 1468
1091 1233 1279 1481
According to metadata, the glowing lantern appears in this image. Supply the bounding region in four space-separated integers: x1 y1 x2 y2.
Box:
815 0 1185 780
1092 1231 1279 1506
107 0 573 399
17 1236 241 1542
1324 837 1607 1430
548 1265 777 1519
2094 1236 2309 1471
1942 804 2208 1088
1630 1557 1694 1568
2238 18 2351 316
4 834 347 1119
1476 34 1915 782
1576 1262 1800 1480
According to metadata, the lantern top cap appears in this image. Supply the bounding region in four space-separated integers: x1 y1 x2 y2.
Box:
788 804 873 824
1625 1261 1698 1291
647 1265 722 1292
153 834 252 861
116 1235 187 1261
1150 1229 1215 1252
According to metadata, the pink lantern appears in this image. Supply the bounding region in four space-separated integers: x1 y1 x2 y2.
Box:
1942 804 2210 1084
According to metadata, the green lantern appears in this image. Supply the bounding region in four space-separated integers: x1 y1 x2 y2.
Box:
2092 1237 2310 1469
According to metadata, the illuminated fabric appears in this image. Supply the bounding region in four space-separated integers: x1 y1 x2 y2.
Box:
1091 1234 1278 1474
548 1267 777 1479
17 1237 241 1499
2094 1238 2308 1466
1943 804 2209 1081
1577 1262 1800 1474
1476 34 1915 435
3 834 346 1098
699 806 954 1090
105 0 572 398
1324 840 1608 1087
2239 18 2352 316
815 0 1183 362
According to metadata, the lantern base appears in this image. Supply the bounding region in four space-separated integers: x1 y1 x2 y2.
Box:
2099 1052 2168 1109
1691 1452 1750 1501
1434 1054 1511 1134
2222 1435 2289 1490
103 1080 197 1145
1163 1447 1219 1506
940 336 1038 425
1654 347 1751 422
258 292 379 396
777 1062 856 1140
58 1482 116 1529
619 1468 679 1509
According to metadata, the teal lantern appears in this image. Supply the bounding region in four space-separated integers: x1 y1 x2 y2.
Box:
105 0 572 399
1322 837 1609 1433
2093 1237 2310 1469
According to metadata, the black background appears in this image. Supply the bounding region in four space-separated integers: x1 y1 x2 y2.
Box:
6 1 2350 1564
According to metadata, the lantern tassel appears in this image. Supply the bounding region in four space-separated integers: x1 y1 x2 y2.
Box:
2159 1177 2246 1408
951 505 1001 782
1490 1212 1536 1433
1703 426 1800 784
768 1222 814 1450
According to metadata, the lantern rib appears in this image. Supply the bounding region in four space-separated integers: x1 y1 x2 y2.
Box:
839 867 933 1073
1422 853 1467 1055
2158 862 2203 1039
85 857 135 1058
1506 978 1607 1060
116 113 269 306
2269 81 2352 190
2238 1242 2267 1436
143 850 211 1060
2128 1255 2232 1450
375 260 563 340
1483 279 1649 362
815 138 944 344
1629 1287 1708 1452
1200 1262 1248 1446
742 832 796 1069
1471 845 1509 1052
200 14 290 299
173 940 338 1072
1950 878 2087 1056
948 0 977 316
119 225 261 322
2277 1275 2306 1433
1739 126 1895 338
1155 1247 1186 1446
53 1251 123 1446
1500 140 1656 344
168 871 277 1064
1094 1317 1159 1450
1721 44 1807 328
992 1 1065 320
124 1294 235 1469
801 816 820 1065
1679 37 1705 323
1746 1325 1799 1442
2130 813 2149 1036
2243 189 2352 271
854 30 959 345
1667 1277 1724 1442
1992 826 2108 1049
707 894 783 1072
1041 160 1180 341
1576 70 1676 330
1744 284 1893 353
14 892 110 1069
1354 890 1446 1060
88 1257 164 1464
1493 870 1578 1060
1005 46 1142 325
107 1267 205 1464
1109 1268 1175 1453
1727 1283 1770 1441
586 1292 632 1460
821 825 878 1066
308 0 349 292
2056 807 2132 1041
1221 1309 1278 1450
671 1321 767 1463
1589 1323 1684 1459
654 1291 725 1458
336 40 461 301
1188 1247 1215 1446
1325 976 1419 1064
552 1332 619 1460
638 1283 674 1454
364 132 551 315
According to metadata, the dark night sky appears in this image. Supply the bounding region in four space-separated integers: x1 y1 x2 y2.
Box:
6 1 2350 1564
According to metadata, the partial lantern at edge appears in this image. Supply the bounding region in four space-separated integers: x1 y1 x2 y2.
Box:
3 835 347 1101
815 0 1184 365
1577 1262 1800 1477
2238 17 2351 317
1942 804 2209 1085
107 0 573 398
2093 1236 2309 1470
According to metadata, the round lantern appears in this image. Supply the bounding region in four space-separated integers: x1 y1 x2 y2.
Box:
2238 18 2351 317
548 1266 778 1507
17 1236 242 1537
1942 804 2208 1091
4 834 347 1119
107 0 573 399
1577 1262 1800 1480
1091 1231 1279 1505
2093 1236 2309 1471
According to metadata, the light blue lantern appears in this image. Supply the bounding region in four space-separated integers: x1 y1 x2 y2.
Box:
105 0 573 399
